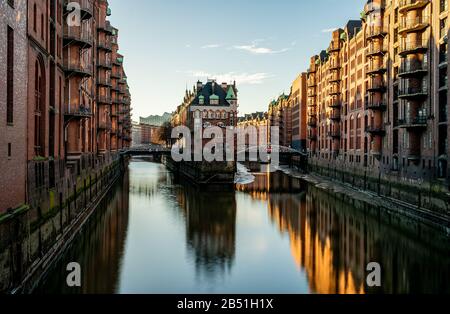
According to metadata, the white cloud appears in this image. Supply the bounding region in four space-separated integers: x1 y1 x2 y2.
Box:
187 71 274 85
201 44 222 49
232 43 289 55
322 28 338 33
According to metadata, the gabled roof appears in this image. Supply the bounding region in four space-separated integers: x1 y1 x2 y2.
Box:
191 81 237 107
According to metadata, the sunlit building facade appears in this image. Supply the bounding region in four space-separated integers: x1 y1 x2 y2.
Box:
306 0 450 206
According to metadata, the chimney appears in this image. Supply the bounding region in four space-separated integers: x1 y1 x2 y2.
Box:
221 82 228 91
197 81 203 92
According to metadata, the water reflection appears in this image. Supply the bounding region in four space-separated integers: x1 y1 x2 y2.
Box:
238 172 450 294
35 173 130 294
174 181 236 280
35 161 450 294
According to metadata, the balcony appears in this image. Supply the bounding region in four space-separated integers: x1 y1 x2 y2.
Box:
97 76 112 87
329 62 341 71
97 95 111 104
365 1 386 14
399 60 428 77
367 80 387 93
397 115 427 130
97 40 112 52
366 43 387 57
329 86 341 96
64 105 93 118
365 126 386 136
97 21 113 34
111 72 122 79
328 130 341 138
307 90 317 98
64 0 92 20
367 27 388 40
329 111 341 121
329 100 341 108
365 101 387 111
399 0 430 14
399 40 428 56
399 16 430 34
97 59 112 69
330 73 341 83
307 118 317 127
63 27 93 48
63 60 92 77
98 121 112 131
329 42 340 53
398 86 428 99
366 62 387 75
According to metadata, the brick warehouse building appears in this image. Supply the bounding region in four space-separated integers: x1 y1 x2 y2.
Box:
306 0 449 210
0 0 132 214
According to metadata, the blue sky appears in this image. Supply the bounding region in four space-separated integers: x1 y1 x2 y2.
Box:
108 0 363 119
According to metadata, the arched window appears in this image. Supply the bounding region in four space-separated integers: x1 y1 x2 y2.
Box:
34 56 45 157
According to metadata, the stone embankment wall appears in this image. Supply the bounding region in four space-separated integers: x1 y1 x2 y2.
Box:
0 153 127 293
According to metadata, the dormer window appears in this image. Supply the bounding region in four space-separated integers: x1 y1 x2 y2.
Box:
199 95 205 105
210 94 219 105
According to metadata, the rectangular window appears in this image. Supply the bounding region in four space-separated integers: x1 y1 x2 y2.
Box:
7 26 14 124
8 143 12 157
7 0 14 8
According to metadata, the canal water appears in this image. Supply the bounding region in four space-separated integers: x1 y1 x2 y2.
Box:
35 159 450 294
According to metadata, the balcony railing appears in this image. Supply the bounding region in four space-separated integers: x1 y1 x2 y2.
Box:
368 80 387 92
366 43 388 57
98 121 112 130
97 39 112 51
399 40 428 56
367 26 388 39
328 130 341 138
365 126 386 135
63 26 93 48
97 95 111 104
397 115 427 129
97 21 113 34
63 60 93 77
329 86 341 95
329 111 341 121
399 60 428 77
366 62 387 75
399 0 430 13
65 105 93 118
64 0 92 20
329 42 340 53
307 118 317 127
97 59 112 69
399 16 430 34
329 62 341 70
97 76 112 87
364 1 385 14
398 85 428 98
365 101 387 111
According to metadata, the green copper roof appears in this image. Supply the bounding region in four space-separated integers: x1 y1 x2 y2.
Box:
210 94 219 100
106 8 112 16
340 32 347 41
226 86 236 100
198 95 204 99
117 57 123 63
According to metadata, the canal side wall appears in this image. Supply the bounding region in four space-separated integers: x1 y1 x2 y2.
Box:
0 153 127 293
306 159 450 226
162 156 236 189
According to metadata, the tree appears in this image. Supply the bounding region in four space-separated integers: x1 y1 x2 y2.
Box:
159 121 173 147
